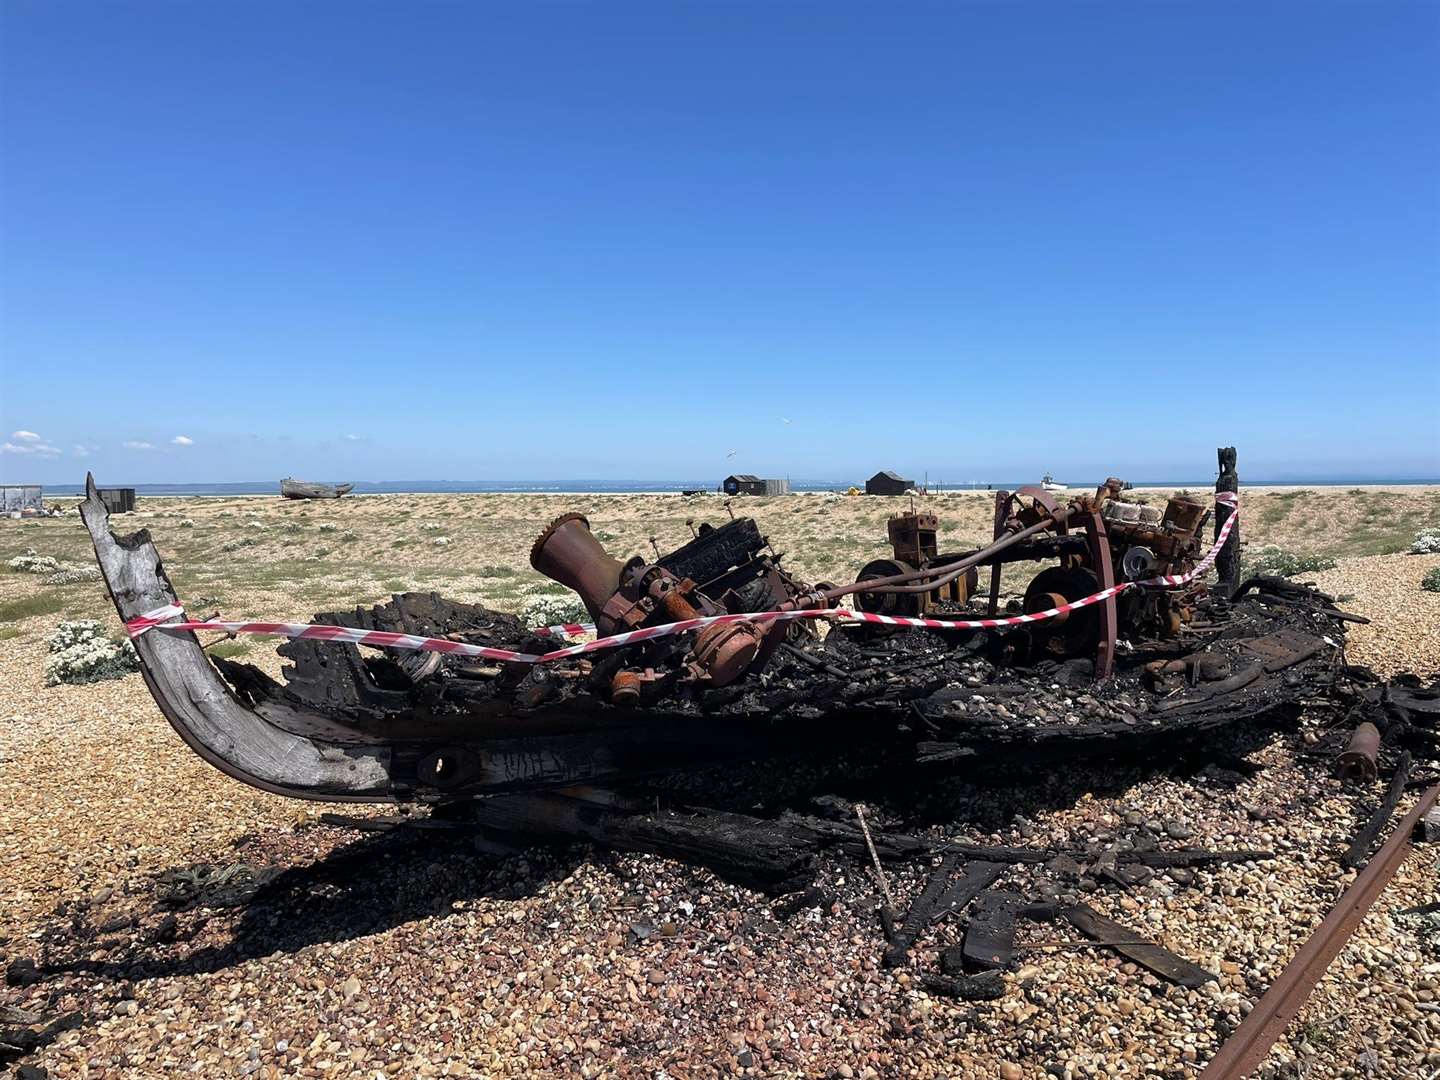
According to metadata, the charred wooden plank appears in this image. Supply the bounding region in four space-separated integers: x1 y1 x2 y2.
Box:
1064 903 1217 988
1340 752 1413 870
882 852 962 968
929 861 1007 925
464 792 816 893
961 890 1023 971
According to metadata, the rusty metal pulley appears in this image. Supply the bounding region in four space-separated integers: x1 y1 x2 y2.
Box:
854 558 926 617
1022 566 1101 658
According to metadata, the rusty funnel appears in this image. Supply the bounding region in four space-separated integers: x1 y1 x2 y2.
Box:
529 514 626 623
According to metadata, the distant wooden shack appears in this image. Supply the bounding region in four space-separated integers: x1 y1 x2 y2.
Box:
96 487 137 514
865 470 914 496
1 484 42 515
722 474 790 497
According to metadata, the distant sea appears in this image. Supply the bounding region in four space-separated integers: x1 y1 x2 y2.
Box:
38 477 1440 497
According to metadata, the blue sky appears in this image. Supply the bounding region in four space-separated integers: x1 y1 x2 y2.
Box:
2 2 1436 485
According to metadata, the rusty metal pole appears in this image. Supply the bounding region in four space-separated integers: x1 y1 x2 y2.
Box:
987 490 1008 616
1214 446 1241 601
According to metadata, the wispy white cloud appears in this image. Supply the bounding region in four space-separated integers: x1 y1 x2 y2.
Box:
2 430 61 456
72 445 97 458
171 435 194 446
343 433 365 441
122 440 156 451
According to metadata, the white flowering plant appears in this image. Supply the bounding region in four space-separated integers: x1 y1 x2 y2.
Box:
518 592 588 629
8 549 61 574
43 566 102 586
1411 527 1440 555
44 620 140 686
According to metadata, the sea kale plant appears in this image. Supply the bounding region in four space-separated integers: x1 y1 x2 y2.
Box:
518 591 589 630
44 619 140 686
7 549 61 575
1411 527 1440 555
1244 544 1337 579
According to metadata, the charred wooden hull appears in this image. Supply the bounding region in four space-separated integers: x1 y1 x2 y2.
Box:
82 475 1350 809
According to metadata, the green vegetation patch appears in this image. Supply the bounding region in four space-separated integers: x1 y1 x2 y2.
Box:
0 591 68 624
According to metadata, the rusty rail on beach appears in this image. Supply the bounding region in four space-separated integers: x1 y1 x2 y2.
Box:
1198 782 1440 1079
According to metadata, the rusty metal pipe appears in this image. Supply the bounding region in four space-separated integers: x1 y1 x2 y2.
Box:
820 507 1074 601
1336 722 1380 783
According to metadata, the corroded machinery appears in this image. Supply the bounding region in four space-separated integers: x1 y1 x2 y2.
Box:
530 512 810 701
843 478 1216 678
521 476 1223 695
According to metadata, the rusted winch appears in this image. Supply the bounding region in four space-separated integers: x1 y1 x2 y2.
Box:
854 510 978 617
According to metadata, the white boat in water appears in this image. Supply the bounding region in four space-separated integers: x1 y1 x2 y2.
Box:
1040 473 1066 494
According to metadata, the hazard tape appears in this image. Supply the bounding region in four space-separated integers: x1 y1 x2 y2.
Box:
127 606 840 665
533 621 596 638
125 494 1239 665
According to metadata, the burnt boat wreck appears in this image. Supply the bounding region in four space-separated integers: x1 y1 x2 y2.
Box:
82 455 1386 867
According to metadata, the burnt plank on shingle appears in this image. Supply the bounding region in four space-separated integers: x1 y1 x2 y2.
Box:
1064 903 1217 988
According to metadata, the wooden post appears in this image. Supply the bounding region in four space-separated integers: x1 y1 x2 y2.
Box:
1214 447 1240 600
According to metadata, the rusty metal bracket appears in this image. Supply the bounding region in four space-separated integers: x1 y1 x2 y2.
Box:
1082 510 1119 679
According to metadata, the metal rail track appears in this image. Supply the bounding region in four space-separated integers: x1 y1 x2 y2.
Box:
1198 782 1440 1078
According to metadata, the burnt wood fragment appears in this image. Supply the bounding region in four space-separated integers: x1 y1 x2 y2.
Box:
882 852 963 968
929 861 1007 925
961 890 1024 971
920 971 1006 1001
463 793 816 893
1064 903 1217 988
1340 752 1413 870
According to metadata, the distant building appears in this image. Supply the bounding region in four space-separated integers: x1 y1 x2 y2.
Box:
96 487 137 514
1 484 42 516
722 474 790 496
865 470 914 496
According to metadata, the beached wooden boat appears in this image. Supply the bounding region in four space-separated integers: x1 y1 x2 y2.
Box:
81 472 1350 808
78 469 1371 884
280 477 354 499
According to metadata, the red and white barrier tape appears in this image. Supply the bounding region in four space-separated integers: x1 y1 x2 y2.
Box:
125 494 1238 665
533 621 596 638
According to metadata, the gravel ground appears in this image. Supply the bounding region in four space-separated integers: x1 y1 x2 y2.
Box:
2 533 1438 1078
1309 552 1440 675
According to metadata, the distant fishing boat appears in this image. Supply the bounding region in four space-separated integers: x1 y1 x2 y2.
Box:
280 478 354 500
1040 473 1066 494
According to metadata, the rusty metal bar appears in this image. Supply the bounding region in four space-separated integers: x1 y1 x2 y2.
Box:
817 506 1074 601
1197 782 1440 1079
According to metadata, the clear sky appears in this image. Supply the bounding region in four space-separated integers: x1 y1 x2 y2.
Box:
2 2 1436 486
